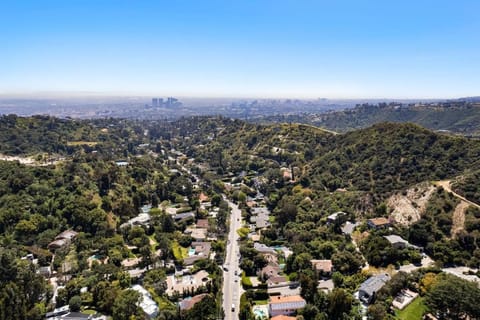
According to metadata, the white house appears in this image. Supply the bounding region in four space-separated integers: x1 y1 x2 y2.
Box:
268 295 306 317
131 284 159 319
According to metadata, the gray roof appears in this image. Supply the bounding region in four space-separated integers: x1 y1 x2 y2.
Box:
341 222 358 235
384 235 409 245
174 212 195 221
56 230 78 240
254 243 276 254
256 217 270 229
359 274 390 297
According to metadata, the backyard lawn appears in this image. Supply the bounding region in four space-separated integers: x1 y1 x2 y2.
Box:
172 241 189 260
395 297 427 320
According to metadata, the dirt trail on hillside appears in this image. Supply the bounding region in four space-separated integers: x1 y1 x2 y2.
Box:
436 180 480 209
451 201 468 238
436 180 480 238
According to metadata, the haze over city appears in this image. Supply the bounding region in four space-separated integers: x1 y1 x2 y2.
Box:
1 0 480 99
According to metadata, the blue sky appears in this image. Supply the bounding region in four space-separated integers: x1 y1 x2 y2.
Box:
1 0 479 98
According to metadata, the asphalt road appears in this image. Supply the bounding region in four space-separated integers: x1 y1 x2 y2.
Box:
222 199 243 320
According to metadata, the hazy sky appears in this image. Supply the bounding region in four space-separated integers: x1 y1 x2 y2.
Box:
1 1 479 99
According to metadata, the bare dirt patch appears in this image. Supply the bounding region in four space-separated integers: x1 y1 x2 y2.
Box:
451 201 468 238
387 183 435 226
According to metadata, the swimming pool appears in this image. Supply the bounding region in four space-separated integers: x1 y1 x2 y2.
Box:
252 306 268 319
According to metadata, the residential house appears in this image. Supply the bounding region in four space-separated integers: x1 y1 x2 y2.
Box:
384 235 422 251
384 235 409 249
267 276 288 287
252 207 270 216
259 264 280 280
174 212 195 222
131 284 159 319
367 217 391 230
48 230 78 250
115 161 128 166
358 274 391 304
341 221 359 235
196 219 209 229
254 243 276 255
166 270 210 296
190 228 207 241
311 259 333 278
327 211 346 224
120 212 151 229
183 242 211 265
38 266 52 278
268 295 306 317
256 218 270 229
46 306 70 318
45 306 94 319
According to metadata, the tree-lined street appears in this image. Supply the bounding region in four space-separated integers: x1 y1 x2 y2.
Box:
222 199 243 320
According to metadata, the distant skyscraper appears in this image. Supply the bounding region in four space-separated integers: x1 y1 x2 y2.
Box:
152 98 158 107
166 97 178 108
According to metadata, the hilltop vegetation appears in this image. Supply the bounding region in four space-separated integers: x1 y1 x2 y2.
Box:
255 101 480 136
452 170 480 204
309 122 480 194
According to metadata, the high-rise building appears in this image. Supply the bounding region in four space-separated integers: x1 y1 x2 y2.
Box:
166 97 178 107
152 98 158 107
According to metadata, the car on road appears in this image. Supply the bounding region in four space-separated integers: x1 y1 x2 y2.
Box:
223 266 229 272
231 304 235 312
234 270 238 276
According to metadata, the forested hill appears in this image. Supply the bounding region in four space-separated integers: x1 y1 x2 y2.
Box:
2 115 480 196
183 119 480 195
309 122 480 193
253 102 480 136
0 114 127 156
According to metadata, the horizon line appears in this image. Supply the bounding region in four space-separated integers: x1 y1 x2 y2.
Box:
0 90 472 101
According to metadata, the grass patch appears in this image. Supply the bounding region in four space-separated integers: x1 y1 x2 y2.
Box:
237 227 250 238
241 272 253 288
253 300 268 305
172 241 189 260
395 297 427 320
148 287 176 310
82 309 97 315
148 235 157 251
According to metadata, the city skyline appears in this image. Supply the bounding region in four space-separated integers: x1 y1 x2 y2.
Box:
1 1 479 99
